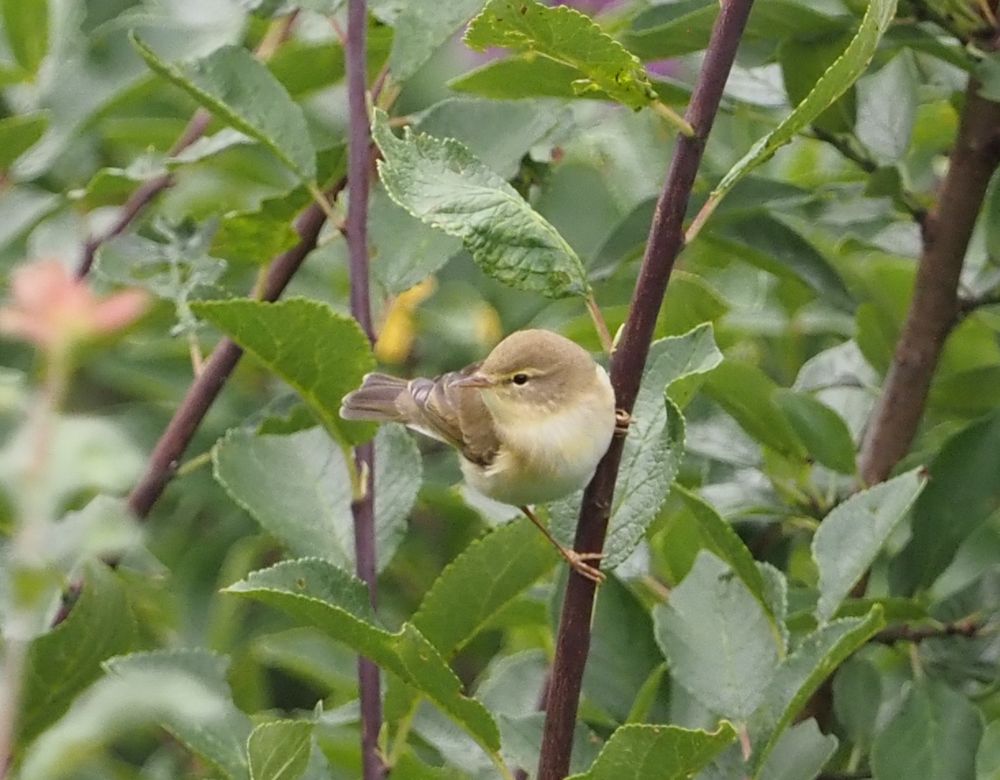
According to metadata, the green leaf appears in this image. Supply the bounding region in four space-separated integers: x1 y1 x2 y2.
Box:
411 516 558 657
416 98 564 180
856 51 920 163
211 209 300 267
391 750 472 779
248 720 313 780
566 722 737 780
654 552 780 720
268 25 392 98
892 409 1000 593
0 112 47 170
813 468 925 622
779 34 857 134
591 391 684 568
450 55 689 106
756 719 838 780
369 186 463 295
131 35 316 180
625 663 667 724
977 720 1000 780
704 361 808 460
373 423 423 568
773 390 857 474
1 0 48 74
225 559 500 752
465 0 656 110
705 0 898 219
104 650 253 780
872 679 983 780
252 627 356 693
832 658 881 750
213 427 354 566
599 327 716 565
96 232 226 322
18 562 136 749
372 108 589 298
623 0 848 61
750 607 884 773
707 216 854 311
585 577 667 723
673 486 780 632
191 298 375 446
21 650 248 780
391 0 487 82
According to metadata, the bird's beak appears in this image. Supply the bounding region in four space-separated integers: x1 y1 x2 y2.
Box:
454 373 493 389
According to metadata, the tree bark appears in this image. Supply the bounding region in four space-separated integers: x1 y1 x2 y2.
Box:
859 81 1000 485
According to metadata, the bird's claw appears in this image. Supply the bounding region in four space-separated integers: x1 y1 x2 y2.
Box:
614 408 632 438
564 549 605 583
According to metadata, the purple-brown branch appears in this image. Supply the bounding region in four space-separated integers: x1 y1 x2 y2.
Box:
127 195 336 517
858 78 1000 485
536 2 757 778
76 111 212 278
344 1 383 779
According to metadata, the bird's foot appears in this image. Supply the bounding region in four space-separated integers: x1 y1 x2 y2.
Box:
562 549 605 583
614 408 632 438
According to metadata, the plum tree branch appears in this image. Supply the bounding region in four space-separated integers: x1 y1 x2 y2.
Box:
858 79 1000 485
344 1 384 779
535 2 757 777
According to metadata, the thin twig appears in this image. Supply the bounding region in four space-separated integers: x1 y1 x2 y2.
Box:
536 2 757 778
871 616 984 644
585 293 614 354
75 12 299 279
344 1 384 778
958 291 1000 315
808 126 927 226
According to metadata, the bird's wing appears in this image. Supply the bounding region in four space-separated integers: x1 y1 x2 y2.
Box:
403 363 500 467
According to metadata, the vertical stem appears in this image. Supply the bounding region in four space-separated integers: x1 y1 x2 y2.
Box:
536 2 757 777
345 1 383 779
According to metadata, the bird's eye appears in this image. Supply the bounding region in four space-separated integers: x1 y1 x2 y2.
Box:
512 373 529 386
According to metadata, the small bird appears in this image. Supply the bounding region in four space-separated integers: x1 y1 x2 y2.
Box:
340 329 618 582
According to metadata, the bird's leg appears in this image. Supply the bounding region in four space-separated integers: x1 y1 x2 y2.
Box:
614 408 632 438
519 506 605 583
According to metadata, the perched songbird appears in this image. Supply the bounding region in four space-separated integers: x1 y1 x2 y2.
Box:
340 329 619 582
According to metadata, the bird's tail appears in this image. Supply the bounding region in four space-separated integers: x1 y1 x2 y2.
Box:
340 373 409 422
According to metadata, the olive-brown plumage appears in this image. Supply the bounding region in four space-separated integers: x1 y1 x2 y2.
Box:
340 329 617 581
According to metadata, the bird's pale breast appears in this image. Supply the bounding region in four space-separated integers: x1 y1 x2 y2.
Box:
461 365 615 506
